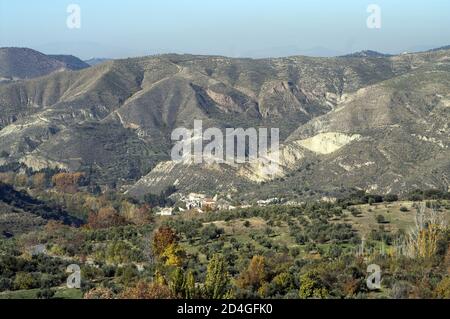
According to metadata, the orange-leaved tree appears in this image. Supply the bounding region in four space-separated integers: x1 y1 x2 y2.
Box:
52 172 85 193
237 255 267 290
152 226 179 257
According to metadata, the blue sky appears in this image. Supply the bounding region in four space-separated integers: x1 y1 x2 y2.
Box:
0 0 449 59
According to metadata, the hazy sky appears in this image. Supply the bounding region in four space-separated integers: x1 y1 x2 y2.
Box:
0 0 449 59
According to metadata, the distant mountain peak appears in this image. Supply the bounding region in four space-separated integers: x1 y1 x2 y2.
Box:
342 50 392 58
84 58 112 66
47 54 90 70
0 47 89 82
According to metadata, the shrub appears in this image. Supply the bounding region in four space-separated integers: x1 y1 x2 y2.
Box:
37 288 55 299
376 215 387 224
384 194 399 203
14 272 37 290
0 277 12 291
434 277 450 299
201 224 224 241
84 287 115 299
350 208 361 217
298 270 328 299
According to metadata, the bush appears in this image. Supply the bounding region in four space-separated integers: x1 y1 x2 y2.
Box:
376 215 387 224
435 277 450 299
365 195 383 204
349 207 361 217
201 224 224 241
407 189 450 201
383 194 398 203
0 277 12 291
14 272 37 290
289 247 301 258
37 288 55 299
298 271 328 299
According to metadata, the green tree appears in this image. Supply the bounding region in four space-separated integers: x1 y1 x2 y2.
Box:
299 270 328 299
271 272 294 294
169 268 185 298
237 255 267 290
183 270 197 299
14 272 36 290
162 243 185 267
204 254 229 299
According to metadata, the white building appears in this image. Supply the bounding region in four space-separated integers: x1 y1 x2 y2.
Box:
181 193 207 210
156 207 174 216
257 198 280 206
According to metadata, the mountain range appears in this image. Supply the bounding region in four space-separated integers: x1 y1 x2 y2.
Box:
0 46 449 201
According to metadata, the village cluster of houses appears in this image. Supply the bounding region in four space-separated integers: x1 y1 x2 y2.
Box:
155 193 288 217
181 193 217 211
156 193 237 216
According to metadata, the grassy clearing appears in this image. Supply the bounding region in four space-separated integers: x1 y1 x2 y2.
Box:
0 288 39 299
0 287 83 299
